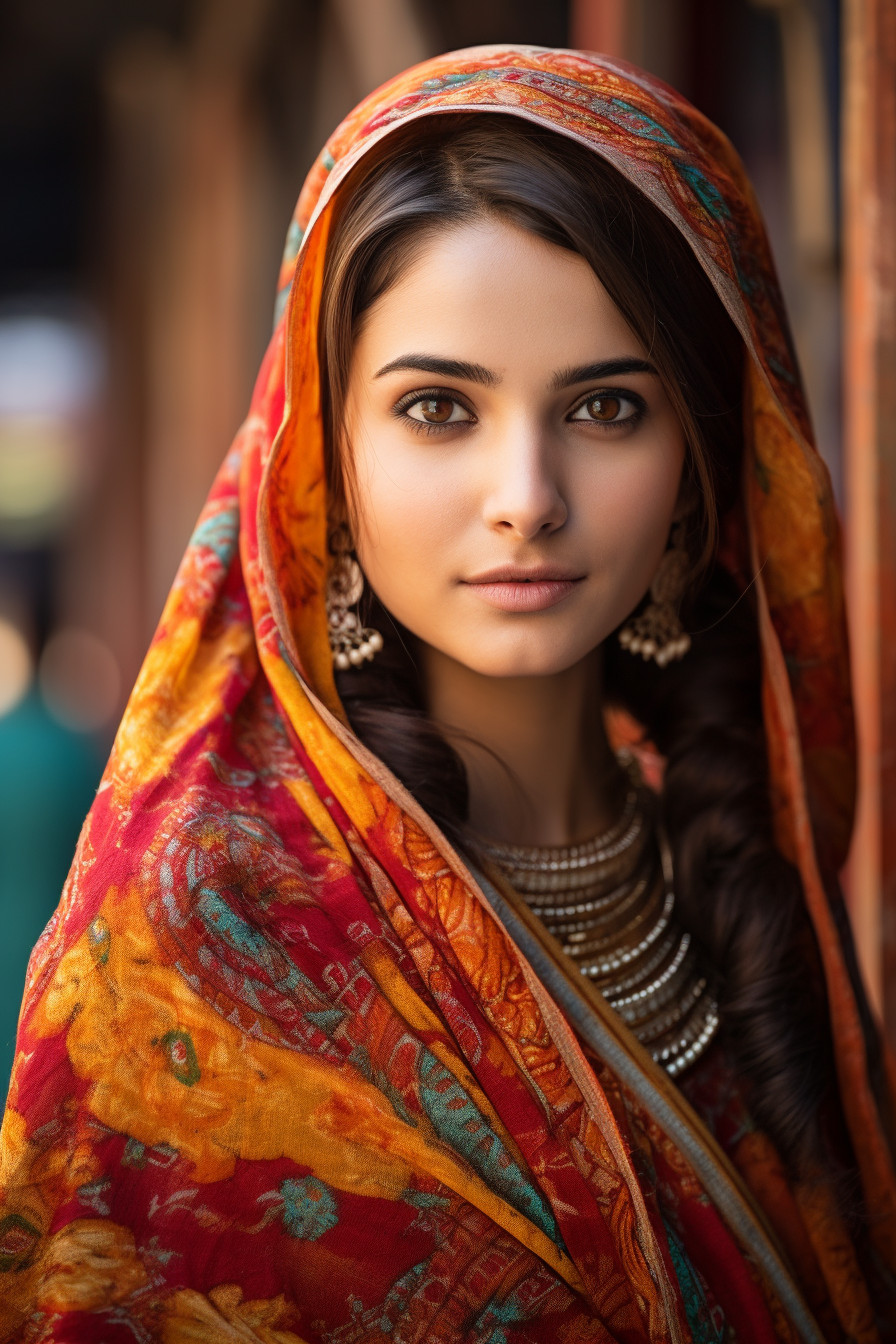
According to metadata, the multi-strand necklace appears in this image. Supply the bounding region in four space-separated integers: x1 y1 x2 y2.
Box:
480 756 719 1077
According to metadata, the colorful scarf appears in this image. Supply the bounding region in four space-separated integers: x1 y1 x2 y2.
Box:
1 46 893 1343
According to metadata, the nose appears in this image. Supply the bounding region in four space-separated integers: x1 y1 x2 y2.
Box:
481 425 568 540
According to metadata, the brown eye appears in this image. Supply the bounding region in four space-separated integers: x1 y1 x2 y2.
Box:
569 391 642 427
404 395 472 427
419 398 454 423
585 395 621 421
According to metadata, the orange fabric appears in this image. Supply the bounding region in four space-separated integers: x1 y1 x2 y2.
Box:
734 1135 830 1301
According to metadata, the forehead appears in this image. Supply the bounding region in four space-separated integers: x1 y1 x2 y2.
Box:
352 217 645 375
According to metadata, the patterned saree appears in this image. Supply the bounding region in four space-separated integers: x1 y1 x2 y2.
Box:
1 46 894 1344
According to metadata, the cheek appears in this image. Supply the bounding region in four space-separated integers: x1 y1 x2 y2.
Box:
586 439 685 598
347 438 466 598
591 437 684 535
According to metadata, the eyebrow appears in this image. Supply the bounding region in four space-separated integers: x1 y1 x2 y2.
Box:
549 358 659 390
373 354 659 389
374 355 499 385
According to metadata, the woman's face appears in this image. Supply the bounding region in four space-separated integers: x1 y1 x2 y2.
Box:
342 217 687 680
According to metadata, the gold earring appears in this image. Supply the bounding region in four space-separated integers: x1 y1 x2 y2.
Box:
618 520 691 667
326 525 383 671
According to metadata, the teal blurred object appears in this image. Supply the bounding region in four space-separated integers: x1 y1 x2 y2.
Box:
0 690 103 1091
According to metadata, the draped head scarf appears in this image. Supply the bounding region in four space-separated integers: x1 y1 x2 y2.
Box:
1 45 893 1344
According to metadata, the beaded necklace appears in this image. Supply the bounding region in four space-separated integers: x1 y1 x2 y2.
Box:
480 757 720 1077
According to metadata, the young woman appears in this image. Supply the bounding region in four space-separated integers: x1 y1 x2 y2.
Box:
1 45 893 1343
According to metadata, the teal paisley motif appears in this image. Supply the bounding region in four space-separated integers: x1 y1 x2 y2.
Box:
278 1176 338 1240
418 1048 560 1244
679 162 731 220
188 505 239 568
663 1216 728 1343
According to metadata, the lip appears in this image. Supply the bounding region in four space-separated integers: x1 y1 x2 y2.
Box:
462 567 585 613
465 565 584 584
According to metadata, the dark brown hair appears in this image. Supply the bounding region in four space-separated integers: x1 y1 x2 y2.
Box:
317 114 843 1183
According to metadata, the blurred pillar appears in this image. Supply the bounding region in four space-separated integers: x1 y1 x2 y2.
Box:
843 0 896 1038
310 0 432 155
331 0 433 92
92 0 278 661
570 0 628 55
753 0 841 492
570 0 687 84
61 42 164 702
141 0 277 622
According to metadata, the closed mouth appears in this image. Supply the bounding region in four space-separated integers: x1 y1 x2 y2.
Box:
461 573 584 613
464 569 584 585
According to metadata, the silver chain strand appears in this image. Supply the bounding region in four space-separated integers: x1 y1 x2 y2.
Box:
480 756 720 1077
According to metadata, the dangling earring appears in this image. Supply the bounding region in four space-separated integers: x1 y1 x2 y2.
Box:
326 524 383 671
618 520 691 667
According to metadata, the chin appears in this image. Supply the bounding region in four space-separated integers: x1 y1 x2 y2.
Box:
450 638 602 680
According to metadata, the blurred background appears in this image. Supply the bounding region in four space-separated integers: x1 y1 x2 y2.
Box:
1 0 892 1083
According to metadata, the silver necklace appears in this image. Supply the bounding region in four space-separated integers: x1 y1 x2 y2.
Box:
479 759 719 1077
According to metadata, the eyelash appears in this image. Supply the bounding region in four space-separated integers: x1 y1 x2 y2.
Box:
391 387 647 436
569 389 646 430
392 388 475 436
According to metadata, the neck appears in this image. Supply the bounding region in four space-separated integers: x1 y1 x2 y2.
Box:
421 645 625 847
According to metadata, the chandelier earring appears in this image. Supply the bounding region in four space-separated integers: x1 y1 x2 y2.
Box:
326 524 383 671
618 519 692 667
